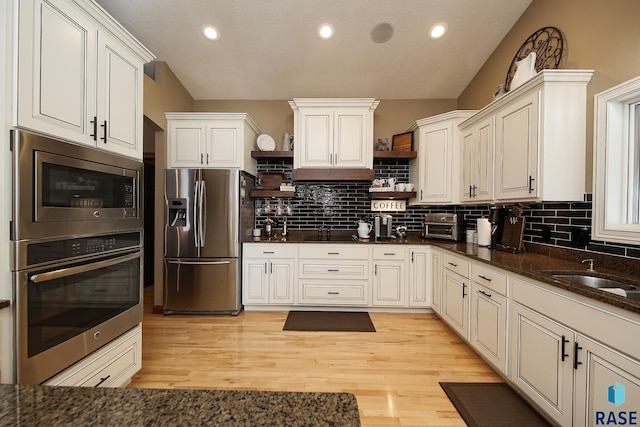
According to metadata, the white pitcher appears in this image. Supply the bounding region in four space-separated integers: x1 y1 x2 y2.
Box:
357 221 372 239
510 51 537 91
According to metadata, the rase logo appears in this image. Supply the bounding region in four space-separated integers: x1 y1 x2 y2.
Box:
595 382 638 425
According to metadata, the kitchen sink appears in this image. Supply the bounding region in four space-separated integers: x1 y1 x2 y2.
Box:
550 274 637 291
550 272 640 300
303 235 357 242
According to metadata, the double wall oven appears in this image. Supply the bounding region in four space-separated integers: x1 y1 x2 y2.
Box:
11 130 144 384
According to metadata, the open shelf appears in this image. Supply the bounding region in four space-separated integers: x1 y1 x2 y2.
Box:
373 151 417 161
249 189 295 198
370 191 417 199
251 150 293 160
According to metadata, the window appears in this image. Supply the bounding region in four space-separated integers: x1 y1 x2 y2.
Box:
593 76 640 244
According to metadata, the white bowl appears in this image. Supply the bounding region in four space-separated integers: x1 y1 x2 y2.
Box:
396 183 406 191
405 183 414 192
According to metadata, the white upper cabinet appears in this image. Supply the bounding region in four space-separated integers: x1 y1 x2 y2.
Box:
408 111 475 205
460 115 494 202
289 98 379 169
16 0 154 159
166 113 261 175
488 70 593 202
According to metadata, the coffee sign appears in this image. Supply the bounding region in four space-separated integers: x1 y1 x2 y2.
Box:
371 200 406 212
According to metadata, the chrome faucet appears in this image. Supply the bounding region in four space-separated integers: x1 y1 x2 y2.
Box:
582 258 595 271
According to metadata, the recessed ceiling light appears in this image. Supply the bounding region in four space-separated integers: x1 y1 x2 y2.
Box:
202 25 220 41
371 21 394 43
317 23 335 39
429 22 448 39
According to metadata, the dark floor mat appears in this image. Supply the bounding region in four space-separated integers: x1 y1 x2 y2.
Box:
283 311 376 332
439 382 552 427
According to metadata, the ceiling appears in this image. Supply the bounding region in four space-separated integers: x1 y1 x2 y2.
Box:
95 0 532 100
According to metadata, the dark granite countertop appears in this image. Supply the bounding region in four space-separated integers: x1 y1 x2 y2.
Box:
0 300 9 310
245 231 640 315
0 385 360 427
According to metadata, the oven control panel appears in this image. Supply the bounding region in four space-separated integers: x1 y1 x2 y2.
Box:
26 232 141 266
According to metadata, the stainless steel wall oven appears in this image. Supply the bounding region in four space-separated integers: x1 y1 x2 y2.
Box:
11 130 144 384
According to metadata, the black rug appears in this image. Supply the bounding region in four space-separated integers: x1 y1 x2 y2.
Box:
283 311 376 332
439 382 552 427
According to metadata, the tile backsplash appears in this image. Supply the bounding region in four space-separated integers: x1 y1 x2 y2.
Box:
254 159 640 260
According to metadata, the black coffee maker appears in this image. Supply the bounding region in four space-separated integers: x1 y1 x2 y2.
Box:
489 207 510 249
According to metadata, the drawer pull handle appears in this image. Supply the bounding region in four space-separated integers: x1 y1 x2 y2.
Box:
478 275 492 282
448 262 458 267
262 251 275 254
94 374 111 387
327 252 340 255
384 252 396 256
327 269 340 272
479 290 492 298
327 291 340 295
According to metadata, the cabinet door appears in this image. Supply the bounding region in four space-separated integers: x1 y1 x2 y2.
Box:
417 123 453 203
460 129 475 201
270 260 295 304
334 109 368 168
408 248 430 307
470 282 507 374
574 333 640 427
430 249 442 314
495 91 539 200
298 109 334 167
242 259 269 304
372 261 406 306
510 302 574 427
206 123 240 168
96 30 143 158
441 269 469 339
474 117 494 201
17 0 97 145
168 120 207 168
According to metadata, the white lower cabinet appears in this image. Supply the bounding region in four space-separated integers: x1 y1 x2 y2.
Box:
430 249 442 314
470 262 508 374
441 253 471 340
510 302 574 426
242 244 295 305
46 324 142 387
408 246 431 308
298 245 370 306
509 275 640 427
372 246 407 307
574 334 640 427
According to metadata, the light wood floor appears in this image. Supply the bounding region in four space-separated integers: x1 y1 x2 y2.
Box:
130 288 502 426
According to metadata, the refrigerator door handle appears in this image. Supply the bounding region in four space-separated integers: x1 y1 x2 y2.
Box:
199 179 206 247
193 179 200 248
166 260 232 265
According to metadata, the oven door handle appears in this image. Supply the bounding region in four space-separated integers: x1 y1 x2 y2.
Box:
29 252 140 283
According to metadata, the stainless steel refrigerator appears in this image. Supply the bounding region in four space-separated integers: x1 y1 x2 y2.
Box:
163 169 254 314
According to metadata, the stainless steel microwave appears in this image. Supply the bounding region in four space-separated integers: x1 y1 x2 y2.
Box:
11 130 143 240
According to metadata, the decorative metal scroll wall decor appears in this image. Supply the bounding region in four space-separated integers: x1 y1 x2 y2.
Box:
505 27 564 90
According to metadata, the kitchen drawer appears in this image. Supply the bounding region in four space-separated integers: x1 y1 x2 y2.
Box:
443 252 470 278
299 259 369 279
298 245 369 260
243 244 296 258
372 246 407 260
46 324 142 387
471 263 508 296
298 280 368 305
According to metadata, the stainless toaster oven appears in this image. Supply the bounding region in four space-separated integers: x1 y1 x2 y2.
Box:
423 213 465 241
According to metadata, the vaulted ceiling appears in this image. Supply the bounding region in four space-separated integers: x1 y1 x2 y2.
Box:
96 0 532 100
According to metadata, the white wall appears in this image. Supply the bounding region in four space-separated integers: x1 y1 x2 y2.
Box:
0 0 15 383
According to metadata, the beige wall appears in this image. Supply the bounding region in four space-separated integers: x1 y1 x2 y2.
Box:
143 61 194 308
194 99 457 150
458 0 640 191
